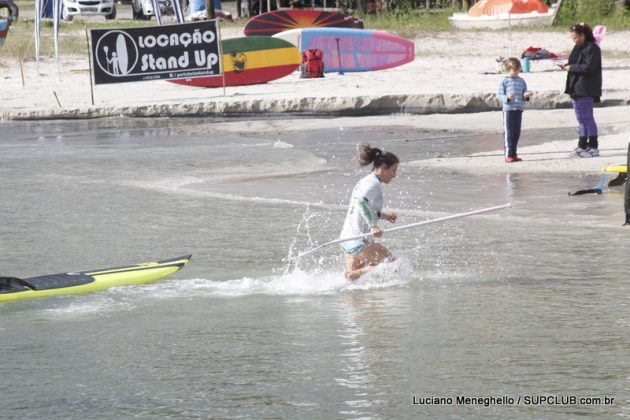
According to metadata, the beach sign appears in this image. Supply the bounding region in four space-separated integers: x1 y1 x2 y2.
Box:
90 21 221 85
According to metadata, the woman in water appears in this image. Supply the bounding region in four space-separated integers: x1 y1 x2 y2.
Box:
340 144 399 280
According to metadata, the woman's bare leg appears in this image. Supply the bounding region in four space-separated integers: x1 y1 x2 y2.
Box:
344 242 395 280
345 254 366 280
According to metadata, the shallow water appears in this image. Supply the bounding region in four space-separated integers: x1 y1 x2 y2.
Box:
1 117 628 418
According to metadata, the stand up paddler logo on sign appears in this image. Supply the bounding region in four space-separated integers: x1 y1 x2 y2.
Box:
95 31 137 77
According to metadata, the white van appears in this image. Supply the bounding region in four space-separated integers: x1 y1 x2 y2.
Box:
62 0 116 21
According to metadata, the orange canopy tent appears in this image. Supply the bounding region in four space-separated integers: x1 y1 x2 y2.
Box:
468 0 549 17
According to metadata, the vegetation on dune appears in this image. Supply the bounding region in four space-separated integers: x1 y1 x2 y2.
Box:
357 0 630 30
554 0 630 27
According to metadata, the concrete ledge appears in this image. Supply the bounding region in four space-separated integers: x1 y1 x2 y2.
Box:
3 90 629 121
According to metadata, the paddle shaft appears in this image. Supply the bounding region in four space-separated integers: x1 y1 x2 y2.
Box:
293 203 511 260
335 37 344 75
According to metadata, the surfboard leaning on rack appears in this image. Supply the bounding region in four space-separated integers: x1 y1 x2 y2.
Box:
273 28 415 73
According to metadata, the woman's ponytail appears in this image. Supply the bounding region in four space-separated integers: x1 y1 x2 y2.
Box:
356 143 399 168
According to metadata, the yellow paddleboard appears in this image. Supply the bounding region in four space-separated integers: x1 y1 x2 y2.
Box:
603 164 627 174
0 255 191 303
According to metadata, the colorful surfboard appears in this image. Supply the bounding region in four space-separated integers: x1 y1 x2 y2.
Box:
243 9 363 37
169 37 301 88
273 28 415 73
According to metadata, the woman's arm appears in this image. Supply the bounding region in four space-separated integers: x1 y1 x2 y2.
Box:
568 44 601 74
356 196 377 228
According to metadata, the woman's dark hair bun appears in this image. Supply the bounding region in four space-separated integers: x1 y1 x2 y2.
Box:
357 143 381 166
356 143 399 168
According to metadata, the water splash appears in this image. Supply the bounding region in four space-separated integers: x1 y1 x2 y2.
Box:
283 204 325 274
273 140 294 149
35 258 415 320
153 258 413 298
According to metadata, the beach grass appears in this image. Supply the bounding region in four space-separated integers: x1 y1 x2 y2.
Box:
358 9 453 37
554 0 630 29
2 0 242 58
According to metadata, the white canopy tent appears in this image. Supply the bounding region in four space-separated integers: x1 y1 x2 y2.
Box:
33 0 186 72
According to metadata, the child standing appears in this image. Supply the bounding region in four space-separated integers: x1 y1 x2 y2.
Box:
498 58 532 163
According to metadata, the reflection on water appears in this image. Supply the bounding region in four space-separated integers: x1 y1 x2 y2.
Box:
0 118 629 418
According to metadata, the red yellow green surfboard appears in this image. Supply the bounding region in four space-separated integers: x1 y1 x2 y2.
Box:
243 9 363 37
170 37 301 88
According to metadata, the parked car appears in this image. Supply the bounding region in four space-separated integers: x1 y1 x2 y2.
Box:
132 0 173 20
61 0 116 21
242 0 353 17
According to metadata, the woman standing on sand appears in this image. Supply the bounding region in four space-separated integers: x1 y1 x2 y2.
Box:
562 23 603 158
339 144 399 280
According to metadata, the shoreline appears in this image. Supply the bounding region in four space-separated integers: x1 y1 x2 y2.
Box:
2 89 630 121
206 108 630 175
2 25 629 177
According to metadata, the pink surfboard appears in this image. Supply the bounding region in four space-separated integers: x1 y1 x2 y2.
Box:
274 28 414 73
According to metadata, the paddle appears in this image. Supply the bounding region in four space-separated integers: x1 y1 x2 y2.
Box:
104 45 110 73
608 172 627 187
568 173 607 196
569 165 628 196
334 38 344 75
291 203 512 260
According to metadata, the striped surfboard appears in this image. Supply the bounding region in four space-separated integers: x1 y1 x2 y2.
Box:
169 37 301 88
244 9 363 37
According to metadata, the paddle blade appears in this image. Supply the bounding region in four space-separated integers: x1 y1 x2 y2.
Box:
608 173 627 187
568 188 602 196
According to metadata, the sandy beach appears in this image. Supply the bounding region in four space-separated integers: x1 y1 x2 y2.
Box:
1 18 630 175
